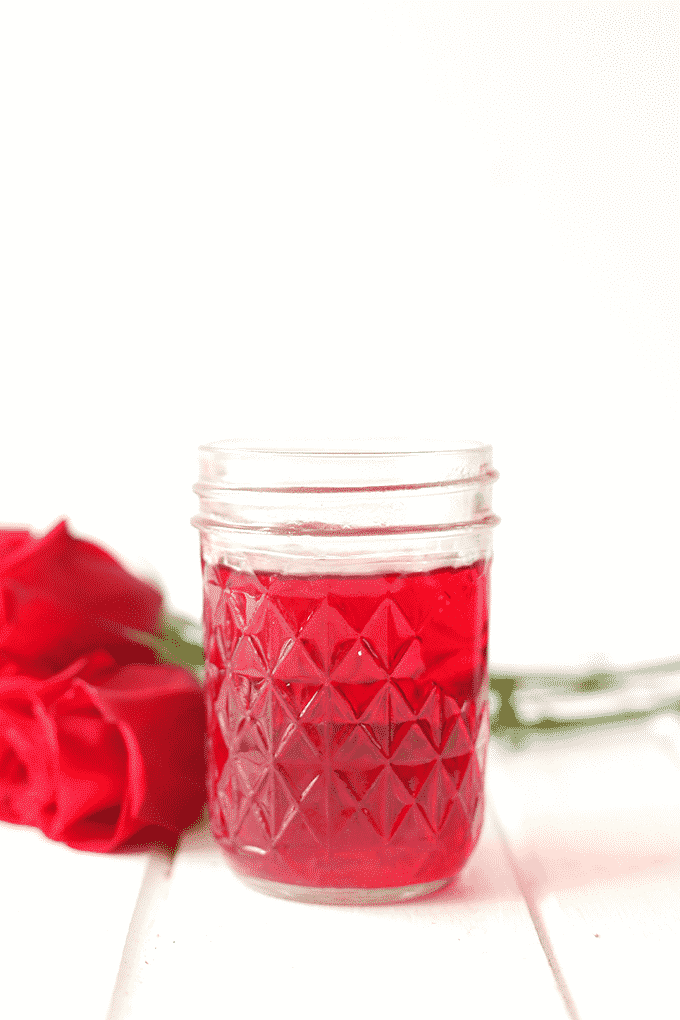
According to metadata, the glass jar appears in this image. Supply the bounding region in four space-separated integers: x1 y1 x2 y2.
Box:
193 439 499 905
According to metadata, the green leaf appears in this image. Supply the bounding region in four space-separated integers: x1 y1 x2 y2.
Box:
124 612 205 681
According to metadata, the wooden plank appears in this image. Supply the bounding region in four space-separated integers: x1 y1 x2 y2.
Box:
0 823 150 1020
488 713 680 1020
105 847 174 1020
116 805 570 1020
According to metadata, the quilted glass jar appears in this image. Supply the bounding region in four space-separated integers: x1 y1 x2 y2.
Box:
193 439 499 905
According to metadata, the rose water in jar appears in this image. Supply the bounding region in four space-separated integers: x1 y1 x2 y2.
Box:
192 440 499 905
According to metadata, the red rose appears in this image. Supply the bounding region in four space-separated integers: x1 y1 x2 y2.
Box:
0 520 163 672
0 652 205 851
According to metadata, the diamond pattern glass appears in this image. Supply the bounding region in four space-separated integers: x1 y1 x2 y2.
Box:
204 560 490 891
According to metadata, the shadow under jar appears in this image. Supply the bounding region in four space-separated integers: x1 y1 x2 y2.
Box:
193 439 499 905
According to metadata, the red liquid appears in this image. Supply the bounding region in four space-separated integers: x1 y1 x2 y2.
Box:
203 560 490 889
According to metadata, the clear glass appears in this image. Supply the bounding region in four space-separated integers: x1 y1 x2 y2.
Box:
193 439 499 905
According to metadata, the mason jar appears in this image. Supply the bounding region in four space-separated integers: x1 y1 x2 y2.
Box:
192 439 499 905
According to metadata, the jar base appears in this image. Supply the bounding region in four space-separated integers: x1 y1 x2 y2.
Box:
238 875 451 906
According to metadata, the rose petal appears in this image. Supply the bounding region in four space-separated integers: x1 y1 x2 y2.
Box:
0 530 31 562
0 680 59 828
43 680 130 851
0 520 163 671
93 664 206 837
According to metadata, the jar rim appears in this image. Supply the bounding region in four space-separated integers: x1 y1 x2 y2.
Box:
198 437 491 457
196 438 496 496
195 437 498 539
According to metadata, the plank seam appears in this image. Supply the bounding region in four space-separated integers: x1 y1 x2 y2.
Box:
105 848 176 1020
487 795 581 1020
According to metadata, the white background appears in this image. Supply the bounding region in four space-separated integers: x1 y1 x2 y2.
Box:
1 1 677 670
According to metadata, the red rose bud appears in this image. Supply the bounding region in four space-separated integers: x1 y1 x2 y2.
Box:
0 520 164 672
0 653 206 852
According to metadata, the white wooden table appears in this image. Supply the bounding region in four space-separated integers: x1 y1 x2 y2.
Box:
3 712 680 1020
